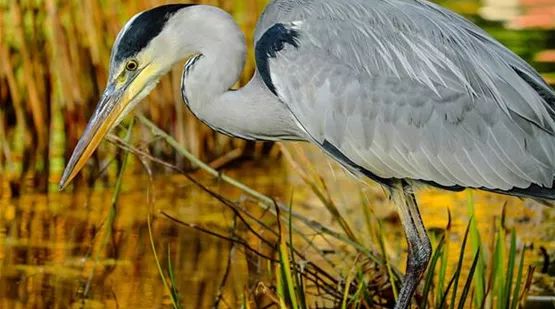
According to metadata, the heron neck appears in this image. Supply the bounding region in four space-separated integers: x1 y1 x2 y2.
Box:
178 6 245 109
180 6 303 141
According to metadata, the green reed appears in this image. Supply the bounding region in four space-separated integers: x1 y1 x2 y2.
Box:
269 195 533 308
148 214 181 309
420 193 533 309
134 118 536 308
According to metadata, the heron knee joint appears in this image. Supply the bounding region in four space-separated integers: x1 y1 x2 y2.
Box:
408 239 432 271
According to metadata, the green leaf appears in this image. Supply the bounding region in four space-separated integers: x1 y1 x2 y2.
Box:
449 217 473 309
458 247 481 309
467 191 485 306
495 224 506 309
421 235 446 309
148 215 180 309
504 229 517 309
510 247 526 309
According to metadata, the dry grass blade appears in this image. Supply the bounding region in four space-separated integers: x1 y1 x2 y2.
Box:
11 3 46 148
136 115 385 266
106 129 392 306
148 214 180 309
280 144 359 244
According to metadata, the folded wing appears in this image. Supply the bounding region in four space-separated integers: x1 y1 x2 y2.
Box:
254 0 555 192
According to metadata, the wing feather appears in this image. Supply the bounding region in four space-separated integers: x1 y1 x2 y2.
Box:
255 0 555 192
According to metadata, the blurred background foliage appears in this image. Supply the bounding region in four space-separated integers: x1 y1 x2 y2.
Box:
0 0 273 194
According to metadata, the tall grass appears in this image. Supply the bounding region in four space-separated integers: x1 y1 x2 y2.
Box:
0 0 272 194
118 119 536 308
265 196 534 309
420 193 534 309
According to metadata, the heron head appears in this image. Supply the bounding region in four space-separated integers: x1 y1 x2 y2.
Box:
59 4 197 190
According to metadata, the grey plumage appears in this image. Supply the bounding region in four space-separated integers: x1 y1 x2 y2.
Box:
60 1 555 308
255 0 555 194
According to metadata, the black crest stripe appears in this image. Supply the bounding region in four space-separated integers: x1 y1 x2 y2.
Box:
115 4 196 62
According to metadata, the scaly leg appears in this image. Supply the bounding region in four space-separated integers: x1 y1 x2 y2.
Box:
392 180 432 309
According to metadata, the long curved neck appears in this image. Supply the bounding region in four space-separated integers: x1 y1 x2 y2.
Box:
175 5 303 141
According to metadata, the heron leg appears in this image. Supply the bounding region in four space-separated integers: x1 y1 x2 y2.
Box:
392 180 432 309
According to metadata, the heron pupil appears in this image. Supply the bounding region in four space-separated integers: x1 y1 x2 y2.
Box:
126 61 138 71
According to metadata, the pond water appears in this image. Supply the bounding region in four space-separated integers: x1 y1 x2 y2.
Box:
1 0 554 308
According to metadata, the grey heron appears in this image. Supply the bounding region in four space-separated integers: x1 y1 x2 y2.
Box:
59 1 555 308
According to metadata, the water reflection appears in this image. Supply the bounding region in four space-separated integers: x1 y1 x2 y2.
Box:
1 148 553 307
0 163 289 308
1 0 554 307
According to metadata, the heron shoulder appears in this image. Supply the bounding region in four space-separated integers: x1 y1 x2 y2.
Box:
255 23 301 96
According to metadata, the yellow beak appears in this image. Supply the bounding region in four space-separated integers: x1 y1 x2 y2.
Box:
59 83 128 190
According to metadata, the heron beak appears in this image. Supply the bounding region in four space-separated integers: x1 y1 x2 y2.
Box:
59 82 128 190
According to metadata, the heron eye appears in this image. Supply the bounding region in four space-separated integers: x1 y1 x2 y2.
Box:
126 60 138 71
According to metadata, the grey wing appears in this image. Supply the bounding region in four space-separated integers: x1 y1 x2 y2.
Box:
254 0 555 191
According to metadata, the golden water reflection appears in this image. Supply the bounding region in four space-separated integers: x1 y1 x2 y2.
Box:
0 163 286 308
1 144 554 308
